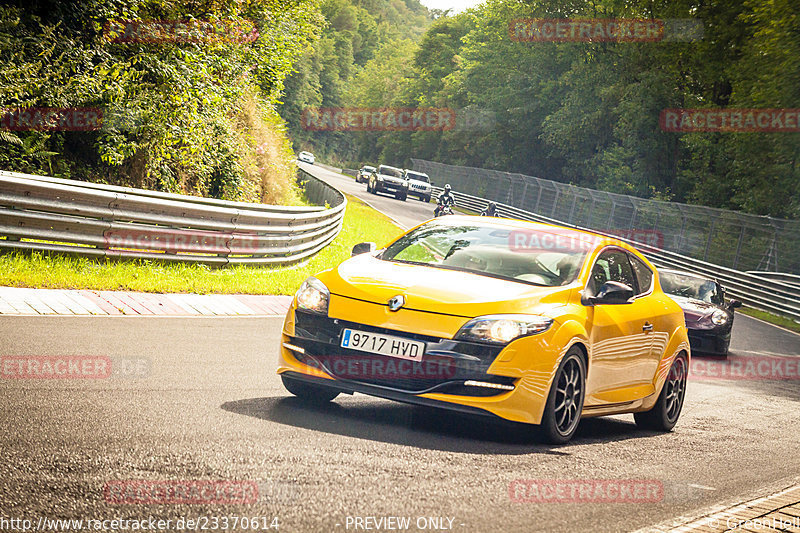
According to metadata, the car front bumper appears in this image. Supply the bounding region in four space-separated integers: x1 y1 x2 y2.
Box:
687 327 731 355
374 179 407 194
408 185 431 197
276 299 568 425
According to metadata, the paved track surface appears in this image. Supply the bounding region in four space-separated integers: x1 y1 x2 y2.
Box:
1 314 799 532
299 162 440 229
2 162 799 532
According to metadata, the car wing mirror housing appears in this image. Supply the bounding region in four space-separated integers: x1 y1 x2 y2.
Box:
728 299 743 309
351 242 377 257
583 281 635 306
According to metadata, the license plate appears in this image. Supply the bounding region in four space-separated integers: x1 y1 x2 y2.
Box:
340 329 425 362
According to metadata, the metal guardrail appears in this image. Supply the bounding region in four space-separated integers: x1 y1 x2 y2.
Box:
430 186 800 322
0 169 345 266
747 271 800 289
416 159 800 275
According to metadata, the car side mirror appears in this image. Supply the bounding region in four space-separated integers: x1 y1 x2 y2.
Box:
728 299 742 310
351 242 376 257
583 281 635 306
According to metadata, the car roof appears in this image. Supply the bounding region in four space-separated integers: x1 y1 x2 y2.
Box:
404 170 428 176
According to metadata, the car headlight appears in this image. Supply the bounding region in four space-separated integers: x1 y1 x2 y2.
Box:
296 277 329 315
711 309 728 326
455 314 553 344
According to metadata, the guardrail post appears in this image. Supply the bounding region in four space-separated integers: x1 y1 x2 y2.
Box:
568 193 578 225
606 198 616 231
703 218 717 262
534 186 543 214
520 182 529 210
550 189 560 218
732 225 745 270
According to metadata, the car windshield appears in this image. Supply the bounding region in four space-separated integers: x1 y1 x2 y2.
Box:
380 222 588 287
362 166 375 172
378 166 403 178
660 271 723 305
406 172 429 183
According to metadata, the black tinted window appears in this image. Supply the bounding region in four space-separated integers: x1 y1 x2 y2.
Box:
590 249 636 294
629 254 653 295
378 166 403 178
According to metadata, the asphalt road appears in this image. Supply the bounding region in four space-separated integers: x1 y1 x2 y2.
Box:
2 163 800 532
1 314 799 533
299 162 439 229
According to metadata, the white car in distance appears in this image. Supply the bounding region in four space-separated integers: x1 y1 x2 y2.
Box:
403 169 432 202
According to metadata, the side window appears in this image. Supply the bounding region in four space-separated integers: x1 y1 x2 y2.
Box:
711 284 725 306
629 254 653 295
590 249 637 294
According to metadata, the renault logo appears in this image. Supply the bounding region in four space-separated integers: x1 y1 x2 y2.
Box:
387 295 405 312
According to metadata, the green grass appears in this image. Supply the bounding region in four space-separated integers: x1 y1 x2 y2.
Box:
0 195 403 295
740 307 800 334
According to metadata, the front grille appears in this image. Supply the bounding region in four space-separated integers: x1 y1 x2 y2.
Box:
290 310 510 395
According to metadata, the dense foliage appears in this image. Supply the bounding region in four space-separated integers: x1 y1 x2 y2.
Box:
280 0 433 157
288 0 799 218
0 0 322 204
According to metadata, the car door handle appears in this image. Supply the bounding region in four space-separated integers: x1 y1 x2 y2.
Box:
642 322 654 332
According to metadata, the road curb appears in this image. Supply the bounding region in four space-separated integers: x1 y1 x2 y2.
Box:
0 286 291 317
639 481 800 532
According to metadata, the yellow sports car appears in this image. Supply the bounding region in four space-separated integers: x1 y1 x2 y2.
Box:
277 216 690 443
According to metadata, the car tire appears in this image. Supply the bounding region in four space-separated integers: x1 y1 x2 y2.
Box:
540 347 586 444
397 193 407 201
422 195 431 203
281 375 339 403
634 353 687 432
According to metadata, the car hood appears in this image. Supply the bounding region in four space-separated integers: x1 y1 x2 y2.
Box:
668 295 718 323
318 254 572 318
377 173 405 183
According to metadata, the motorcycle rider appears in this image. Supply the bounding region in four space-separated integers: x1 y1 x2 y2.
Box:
434 184 456 217
481 201 499 217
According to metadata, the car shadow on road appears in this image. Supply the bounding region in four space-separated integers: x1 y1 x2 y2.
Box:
221 396 657 455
